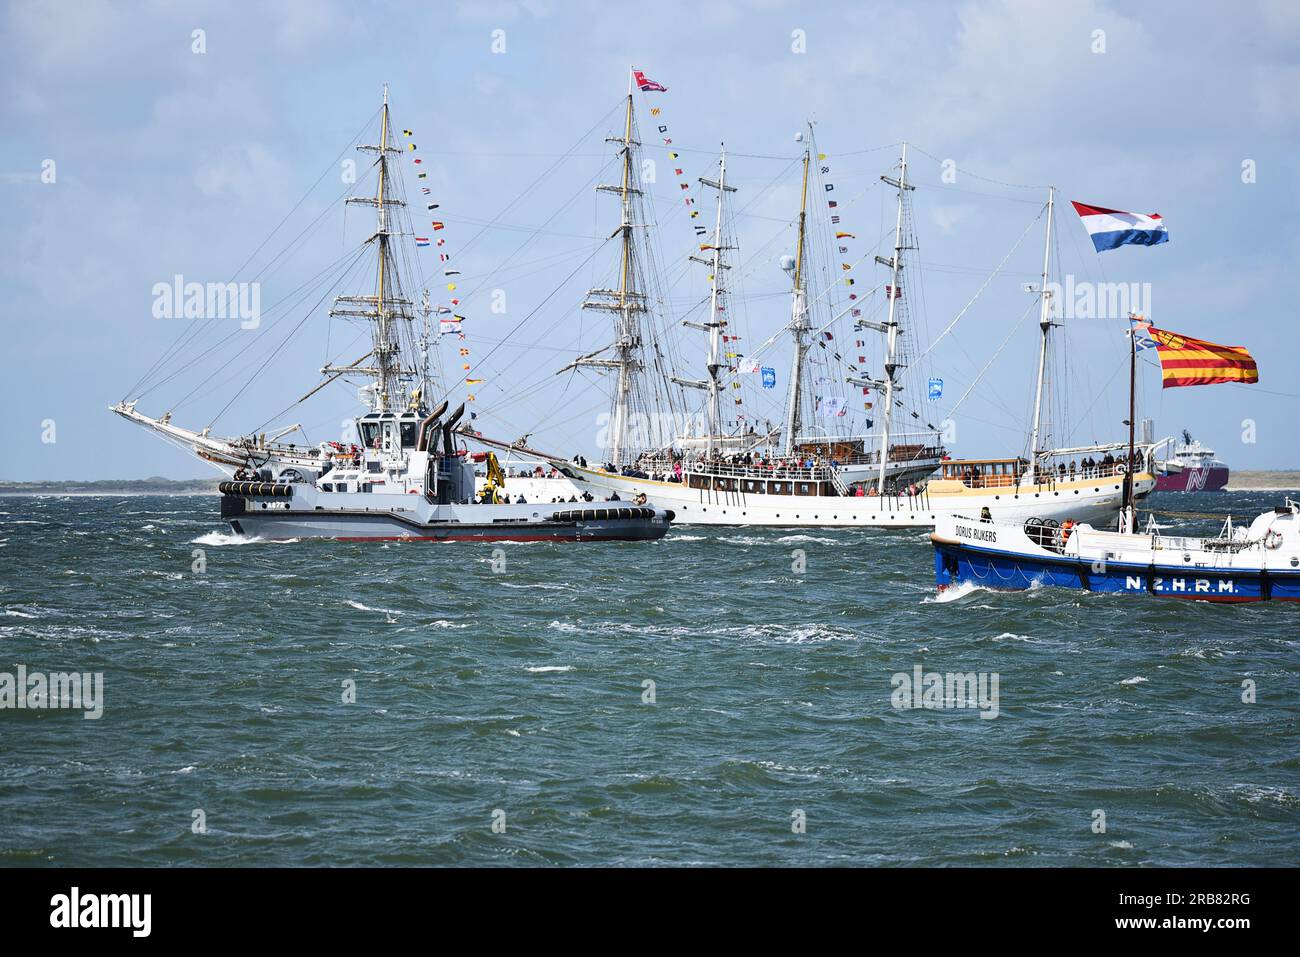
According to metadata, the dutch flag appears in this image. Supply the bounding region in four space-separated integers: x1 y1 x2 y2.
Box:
1072 201 1168 252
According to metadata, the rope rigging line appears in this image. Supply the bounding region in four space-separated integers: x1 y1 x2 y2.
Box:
942 294 1039 421
181 249 377 418
137 243 370 404
916 204 1045 362
207 245 374 430
124 107 381 400
412 100 624 292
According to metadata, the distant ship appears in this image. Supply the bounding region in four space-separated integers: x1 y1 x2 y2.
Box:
1155 430 1229 492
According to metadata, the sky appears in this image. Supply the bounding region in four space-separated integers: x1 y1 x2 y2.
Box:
3 0 1298 480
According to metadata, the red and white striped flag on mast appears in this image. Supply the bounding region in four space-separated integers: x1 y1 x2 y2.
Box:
633 69 667 92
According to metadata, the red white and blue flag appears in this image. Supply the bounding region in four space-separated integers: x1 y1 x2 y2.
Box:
1071 201 1168 252
633 70 667 92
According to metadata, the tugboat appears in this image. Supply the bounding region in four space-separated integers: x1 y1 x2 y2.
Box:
220 404 671 542
112 88 669 544
931 501 1300 602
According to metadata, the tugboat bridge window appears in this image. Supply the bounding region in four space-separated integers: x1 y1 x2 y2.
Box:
358 417 381 449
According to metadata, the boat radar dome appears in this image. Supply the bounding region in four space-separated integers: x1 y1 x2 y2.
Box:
779 254 796 273
794 131 804 143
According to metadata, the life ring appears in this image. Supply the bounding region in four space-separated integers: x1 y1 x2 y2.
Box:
1264 529 1284 549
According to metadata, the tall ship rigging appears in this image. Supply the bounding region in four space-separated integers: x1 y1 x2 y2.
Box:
467 86 1154 526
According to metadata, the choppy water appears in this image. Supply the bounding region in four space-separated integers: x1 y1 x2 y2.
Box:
1 492 1297 866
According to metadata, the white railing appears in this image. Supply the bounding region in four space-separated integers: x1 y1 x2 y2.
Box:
631 458 834 483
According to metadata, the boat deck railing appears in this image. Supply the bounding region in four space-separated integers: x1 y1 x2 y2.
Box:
837 445 947 467
949 460 1136 491
629 459 836 483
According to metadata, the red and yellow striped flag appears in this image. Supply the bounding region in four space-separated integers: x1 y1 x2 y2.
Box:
1148 327 1258 388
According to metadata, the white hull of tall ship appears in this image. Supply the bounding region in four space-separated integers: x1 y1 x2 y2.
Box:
540 459 1155 528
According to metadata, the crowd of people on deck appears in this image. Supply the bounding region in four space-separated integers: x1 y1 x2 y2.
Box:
1054 450 1145 481
583 448 841 484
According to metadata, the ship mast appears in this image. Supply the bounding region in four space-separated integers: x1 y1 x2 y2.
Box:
1121 315 1137 533
562 72 647 467
781 144 812 456
874 143 914 491
326 84 414 414
1027 186 1056 474
675 145 737 458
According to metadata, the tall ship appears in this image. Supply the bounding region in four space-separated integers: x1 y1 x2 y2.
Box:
112 88 668 542
467 81 1154 527
1154 430 1230 491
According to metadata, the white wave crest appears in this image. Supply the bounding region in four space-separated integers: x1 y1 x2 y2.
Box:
345 599 400 616
923 580 986 604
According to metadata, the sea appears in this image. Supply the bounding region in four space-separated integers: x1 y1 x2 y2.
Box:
1 491 1296 866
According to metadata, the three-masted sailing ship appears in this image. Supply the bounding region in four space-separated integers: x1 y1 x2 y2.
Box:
469 80 1153 527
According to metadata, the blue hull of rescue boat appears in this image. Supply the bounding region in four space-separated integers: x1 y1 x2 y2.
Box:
933 540 1300 602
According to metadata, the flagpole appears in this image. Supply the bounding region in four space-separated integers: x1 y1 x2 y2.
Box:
1123 314 1137 533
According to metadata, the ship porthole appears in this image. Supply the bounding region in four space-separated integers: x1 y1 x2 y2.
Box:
1183 553 1191 562
1291 557 1298 567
